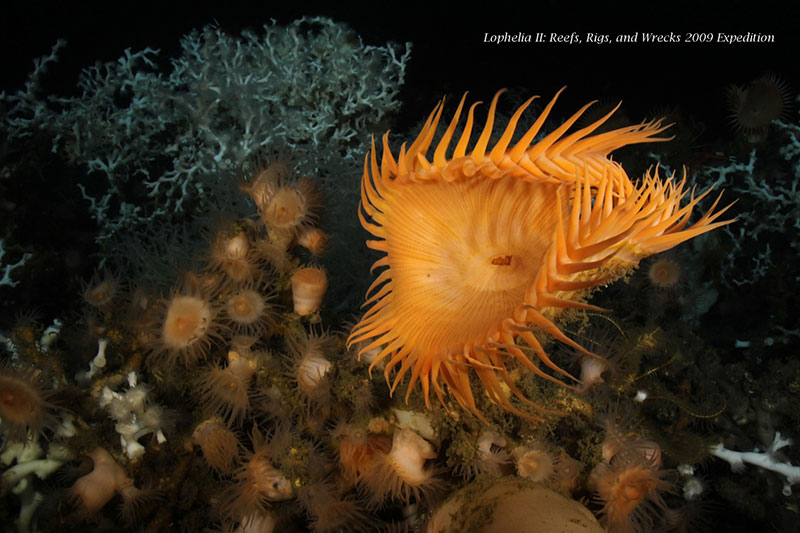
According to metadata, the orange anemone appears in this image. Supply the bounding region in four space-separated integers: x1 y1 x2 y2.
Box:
348 89 733 421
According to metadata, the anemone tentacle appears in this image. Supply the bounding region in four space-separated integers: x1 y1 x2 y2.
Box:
349 89 733 421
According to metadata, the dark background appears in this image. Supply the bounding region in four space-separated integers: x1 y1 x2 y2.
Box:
2 0 797 134
1 0 797 318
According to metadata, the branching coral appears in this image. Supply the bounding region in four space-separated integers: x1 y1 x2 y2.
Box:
0 18 411 258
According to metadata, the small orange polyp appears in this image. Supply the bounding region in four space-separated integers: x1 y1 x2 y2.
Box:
291 267 328 315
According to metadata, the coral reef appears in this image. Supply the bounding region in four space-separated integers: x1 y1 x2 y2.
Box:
0 18 410 247
1 12 800 533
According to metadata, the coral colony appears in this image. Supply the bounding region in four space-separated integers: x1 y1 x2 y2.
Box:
1 16 800 533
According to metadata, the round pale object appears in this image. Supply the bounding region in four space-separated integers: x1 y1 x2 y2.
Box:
427 477 602 533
